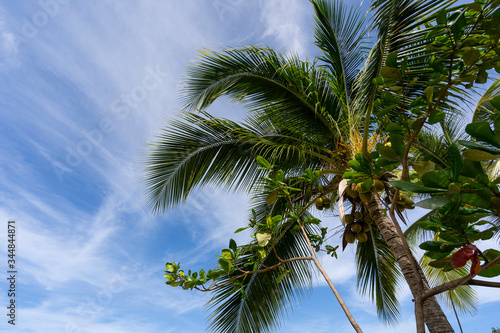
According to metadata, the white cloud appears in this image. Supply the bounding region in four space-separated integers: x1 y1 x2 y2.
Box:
260 0 311 57
0 7 20 70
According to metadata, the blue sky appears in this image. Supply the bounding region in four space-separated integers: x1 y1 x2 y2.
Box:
0 1 499 332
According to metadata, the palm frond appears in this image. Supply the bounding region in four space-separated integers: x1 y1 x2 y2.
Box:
207 220 317 333
405 219 478 315
412 115 467 169
404 212 434 248
354 0 455 135
421 255 477 316
312 0 369 104
144 112 339 212
473 77 500 123
356 225 402 324
181 46 344 139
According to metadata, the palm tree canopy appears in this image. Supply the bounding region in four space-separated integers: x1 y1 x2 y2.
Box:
145 0 491 331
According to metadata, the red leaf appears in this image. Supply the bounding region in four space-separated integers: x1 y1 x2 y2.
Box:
451 244 476 269
470 250 481 277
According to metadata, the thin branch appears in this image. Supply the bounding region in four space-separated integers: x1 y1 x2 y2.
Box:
468 279 500 288
298 219 363 333
422 255 500 300
190 256 314 292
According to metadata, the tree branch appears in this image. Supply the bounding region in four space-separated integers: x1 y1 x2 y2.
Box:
423 255 500 300
468 279 500 288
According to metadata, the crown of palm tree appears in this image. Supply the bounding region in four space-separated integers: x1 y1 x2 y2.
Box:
143 0 490 331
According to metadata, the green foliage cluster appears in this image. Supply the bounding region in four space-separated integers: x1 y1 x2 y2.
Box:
147 0 500 332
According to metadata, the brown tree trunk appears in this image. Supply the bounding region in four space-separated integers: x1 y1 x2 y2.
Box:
366 193 454 333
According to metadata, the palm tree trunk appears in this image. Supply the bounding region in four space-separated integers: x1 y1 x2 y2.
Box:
366 193 454 333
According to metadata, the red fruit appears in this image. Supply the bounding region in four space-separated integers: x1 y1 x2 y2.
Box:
470 251 481 277
451 244 476 269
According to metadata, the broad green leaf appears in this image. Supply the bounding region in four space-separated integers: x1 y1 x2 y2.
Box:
256 232 272 247
219 258 230 272
458 140 500 155
388 180 446 193
276 271 287 284
381 91 400 104
462 193 488 208
391 134 404 157
385 52 398 68
430 56 447 74
266 190 279 204
461 159 487 178
425 86 435 103
429 257 451 268
348 159 363 172
222 249 233 260
256 156 272 169
401 56 408 73
436 9 447 25
448 144 463 181
380 67 402 81
377 145 401 161
421 170 451 189
165 263 177 272
463 49 481 66
468 228 495 242
478 249 500 277
415 196 451 210
463 149 500 161
164 273 176 281
361 177 373 192
416 220 440 232
428 109 444 124
467 3 482 12
476 70 488 84
426 250 452 260
438 231 462 243
457 213 490 224
410 161 436 176
386 124 404 134
491 95 500 111
420 241 446 251
166 281 180 287
229 239 237 251
451 10 466 41
376 104 398 117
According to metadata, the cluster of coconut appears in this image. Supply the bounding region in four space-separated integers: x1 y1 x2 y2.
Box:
315 196 332 210
395 195 415 211
344 211 372 243
344 179 385 203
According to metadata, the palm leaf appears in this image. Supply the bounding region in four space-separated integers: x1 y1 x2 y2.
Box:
207 220 317 333
356 224 402 324
473 77 500 123
405 217 478 315
312 0 369 105
181 46 343 139
421 254 477 316
144 112 339 212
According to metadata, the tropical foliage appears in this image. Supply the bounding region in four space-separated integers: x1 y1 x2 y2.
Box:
145 0 500 332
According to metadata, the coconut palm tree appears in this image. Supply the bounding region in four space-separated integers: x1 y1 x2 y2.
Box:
143 0 488 332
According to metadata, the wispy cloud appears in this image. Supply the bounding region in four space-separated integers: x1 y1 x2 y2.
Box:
260 0 312 57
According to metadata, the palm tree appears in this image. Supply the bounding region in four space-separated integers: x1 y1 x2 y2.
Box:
143 0 483 332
